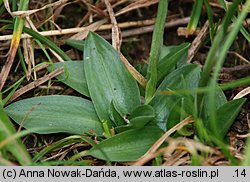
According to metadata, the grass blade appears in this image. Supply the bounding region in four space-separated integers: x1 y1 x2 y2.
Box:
5 24 72 61
242 137 250 166
218 0 250 42
157 43 190 83
32 135 88 163
187 0 203 34
198 0 241 98
0 98 31 165
23 26 72 61
0 0 29 90
150 64 200 131
208 0 250 139
145 0 168 104
197 0 250 140
204 0 215 40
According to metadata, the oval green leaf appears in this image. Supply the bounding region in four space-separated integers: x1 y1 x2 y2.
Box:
129 104 156 127
48 61 90 97
115 105 156 133
167 98 190 130
150 64 201 131
157 43 190 83
5 95 102 135
202 85 227 120
109 100 125 126
84 32 140 126
88 126 163 162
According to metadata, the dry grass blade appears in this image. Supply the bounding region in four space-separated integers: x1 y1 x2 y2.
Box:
6 0 69 17
84 1 108 17
133 116 193 166
0 1 29 91
120 54 147 87
203 155 229 166
104 0 146 87
69 19 108 40
237 133 250 138
0 47 19 91
228 51 250 64
104 0 121 51
187 21 209 63
7 67 64 104
115 17 190 38
179 138 218 154
0 19 152 41
133 136 219 166
233 87 250 100
0 18 191 41
112 0 130 9
25 16 64 62
115 0 158 17
162 151 190 166
136 137 219 166
23 19 35 81
2 0 12 15
17 103 41 133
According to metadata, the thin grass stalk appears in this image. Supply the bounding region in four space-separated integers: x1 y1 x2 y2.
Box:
187 0 203 34
5 24 72 61
160 76 250 96
0 99 31 165
208 0 250 139
197 0 241 113
204 0 215 41
219 0 250 42
145 0 168 104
